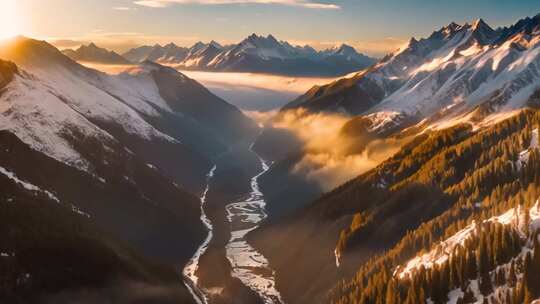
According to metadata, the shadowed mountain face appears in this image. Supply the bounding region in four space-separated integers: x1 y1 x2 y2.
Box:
0 146 199 304
0 37 258 303
123 34 376 77
63 43 131 65
145 61 259 143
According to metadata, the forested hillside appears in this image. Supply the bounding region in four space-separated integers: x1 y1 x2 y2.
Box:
251 109 540 304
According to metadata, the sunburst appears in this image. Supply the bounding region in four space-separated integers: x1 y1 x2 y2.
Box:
0 0 20 40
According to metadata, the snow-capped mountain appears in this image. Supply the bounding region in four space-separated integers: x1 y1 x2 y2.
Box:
321 44 374 64
0 36 259 262
0 38 254 181
123 42 190 64
286 15 540 134
123 34 376 76
249 14 540 304
62 42 131 64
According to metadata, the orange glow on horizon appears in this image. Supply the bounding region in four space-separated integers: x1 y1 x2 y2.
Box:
0 0 21 40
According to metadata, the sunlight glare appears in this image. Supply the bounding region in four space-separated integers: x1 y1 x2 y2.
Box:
0 0 20 40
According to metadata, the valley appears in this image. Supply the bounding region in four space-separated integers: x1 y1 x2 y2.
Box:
181 143 283 304
4 3 540 304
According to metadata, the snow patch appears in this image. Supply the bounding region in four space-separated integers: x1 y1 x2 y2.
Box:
0 166 59 202
395 201 540 279
518 128 539 166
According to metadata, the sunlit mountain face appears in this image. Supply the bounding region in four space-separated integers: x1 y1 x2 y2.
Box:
3 1 540 304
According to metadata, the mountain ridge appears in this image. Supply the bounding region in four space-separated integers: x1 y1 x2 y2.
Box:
249 13 540 304
63 42 131 64
120 34 376 77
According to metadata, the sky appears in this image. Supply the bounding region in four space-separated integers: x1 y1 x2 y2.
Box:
4 0 540 57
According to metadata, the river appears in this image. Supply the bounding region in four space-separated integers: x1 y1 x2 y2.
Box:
182 150 284 304
224 156 283 304
183 166 216 304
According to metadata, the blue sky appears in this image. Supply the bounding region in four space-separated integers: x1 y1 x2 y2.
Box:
12 0 540 56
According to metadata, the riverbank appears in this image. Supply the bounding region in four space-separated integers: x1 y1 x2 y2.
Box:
190 143 265 304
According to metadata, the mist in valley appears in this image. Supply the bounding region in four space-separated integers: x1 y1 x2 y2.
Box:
270 108 409 191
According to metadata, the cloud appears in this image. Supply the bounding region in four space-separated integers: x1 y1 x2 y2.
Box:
272 109 409 191
133 1 169 7
133 0 340 10
113 6 136 10
243 110 279 126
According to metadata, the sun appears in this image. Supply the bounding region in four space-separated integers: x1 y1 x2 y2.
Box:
0 0 20 40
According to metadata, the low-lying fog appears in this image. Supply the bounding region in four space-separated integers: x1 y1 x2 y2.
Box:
178 70 337 112
80 62 336 113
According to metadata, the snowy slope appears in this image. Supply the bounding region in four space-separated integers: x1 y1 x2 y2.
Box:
0 46 178 173
394 201 540 304
287 15 540 134
396 127 540 279
394 204 539 279
0 37 257 192
0 74 116 172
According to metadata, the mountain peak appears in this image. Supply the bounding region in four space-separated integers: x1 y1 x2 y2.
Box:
0 36 81 69
62 41 131 64
338 43 355 50
209 40 223 49
242 33 283 50
247 33 261 40
442 21 462 34
331 44 358 56
190 41 208 52
405 37 419 49
470 18 497 44
267 34 279 43
472 18 489 29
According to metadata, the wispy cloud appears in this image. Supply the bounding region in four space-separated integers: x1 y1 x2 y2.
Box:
133 0 340 10
113 6 136 11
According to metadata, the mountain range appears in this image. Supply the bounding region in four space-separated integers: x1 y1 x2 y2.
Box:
5 10 540 304
63 34 376 77
249 13 540 304
0 36 257 303
285 17 540 123
62 43 131 65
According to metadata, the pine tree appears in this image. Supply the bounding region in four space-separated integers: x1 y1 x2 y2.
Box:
418 286 426 304
385 279 397 304
405 283 418 304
